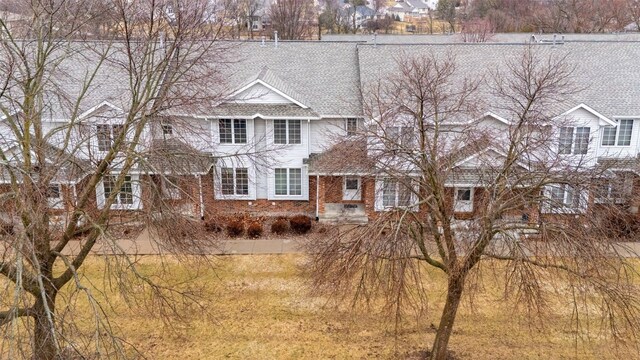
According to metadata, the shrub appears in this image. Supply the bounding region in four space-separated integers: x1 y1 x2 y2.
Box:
247 222 263 238
271 218 289 235
290 215 312 234
603 212 640 240
226 218 245 237
0 222 13 236
204 219 223 233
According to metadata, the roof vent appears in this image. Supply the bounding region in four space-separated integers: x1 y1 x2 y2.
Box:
274 30 278 48
261 36 266 47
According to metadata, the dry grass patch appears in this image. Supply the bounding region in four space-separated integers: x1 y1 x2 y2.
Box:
3 255 640 359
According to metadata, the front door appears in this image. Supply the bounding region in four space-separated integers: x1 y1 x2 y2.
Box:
343 176 361 201
454 187 473 213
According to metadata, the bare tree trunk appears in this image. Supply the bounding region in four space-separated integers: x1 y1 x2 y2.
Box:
32 289 58 360
430 275 464 360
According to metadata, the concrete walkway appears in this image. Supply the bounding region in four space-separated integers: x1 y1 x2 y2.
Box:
56 228 640 257
60 228 307 256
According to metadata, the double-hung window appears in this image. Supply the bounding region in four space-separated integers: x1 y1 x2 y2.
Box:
386 126 414 149
346 118 358 136
47 184 63 209
220 168 249 196
275 168 302 196
273 120 301 144
219 119 247 144
161 176 181 199
595 175 632 204
602 119 633 146
103 175 134 206
549 184 581 210
559 126 590 155
382 178 413 208
96 124 124 151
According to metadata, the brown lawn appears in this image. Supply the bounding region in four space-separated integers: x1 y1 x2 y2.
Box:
3 255 640 359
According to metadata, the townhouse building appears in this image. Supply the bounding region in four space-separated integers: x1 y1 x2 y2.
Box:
2 38 640 227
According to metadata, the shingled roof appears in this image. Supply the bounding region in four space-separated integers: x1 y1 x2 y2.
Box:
357 41 640 120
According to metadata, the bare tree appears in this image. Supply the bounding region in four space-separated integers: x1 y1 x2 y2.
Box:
307 48 640 360
459 18 495 42
269 0 316 40
0 0 235 359
437 0 457 33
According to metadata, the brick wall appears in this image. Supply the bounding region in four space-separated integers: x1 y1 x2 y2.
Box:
200 170 315 220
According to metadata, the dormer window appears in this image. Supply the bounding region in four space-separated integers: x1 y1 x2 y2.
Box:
602 119 633 146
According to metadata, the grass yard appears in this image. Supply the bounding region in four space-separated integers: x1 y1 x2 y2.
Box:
4 255 640 359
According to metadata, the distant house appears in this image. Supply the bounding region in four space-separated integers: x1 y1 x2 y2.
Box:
0 11 30 36
389 0 437 21
246 0 273 33
343 5 378 29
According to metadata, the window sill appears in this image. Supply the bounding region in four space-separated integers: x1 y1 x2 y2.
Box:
270 195 307 201
216 194 256 201
109 203 142 210
542 207 586 214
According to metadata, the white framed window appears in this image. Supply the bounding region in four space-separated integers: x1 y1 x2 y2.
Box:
602 119 634 146
103 175 134 206
220 167 249 196
594 175 633 204
162 123 173 136
219 119 247 144
380 178 414 209
346 118 358 136
96 124 124 152
545 184 585 213
161 176 182 199
274 120 301 145
343 176 361 201
454 187 473 213
97 174 141 210
274 168 302 196
47 184 64 209
559 126 590 155
386 126 414 149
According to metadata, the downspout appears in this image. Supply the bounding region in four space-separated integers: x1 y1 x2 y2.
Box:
72 183 78 205
197 174 204 219
307 118 311 156
315 174 320 221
